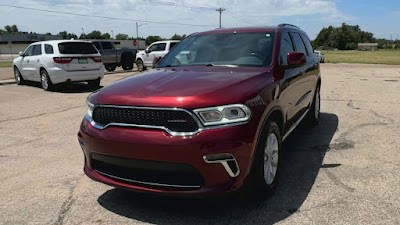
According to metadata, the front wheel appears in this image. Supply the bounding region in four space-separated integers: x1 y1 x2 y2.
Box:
136 59 145 72
14 67 25 85
40 70 54 91
248 121 282 194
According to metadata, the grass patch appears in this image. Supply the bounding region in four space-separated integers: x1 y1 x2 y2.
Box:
322 50 400 65
0 61 13 68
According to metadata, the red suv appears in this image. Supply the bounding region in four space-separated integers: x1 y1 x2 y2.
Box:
78 24 321 195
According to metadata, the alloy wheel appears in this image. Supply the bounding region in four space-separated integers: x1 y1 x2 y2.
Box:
264 133 279 185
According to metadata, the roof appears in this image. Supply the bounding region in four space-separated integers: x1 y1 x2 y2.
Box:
192 25 301 36
27 40 92 45
358 43 378 46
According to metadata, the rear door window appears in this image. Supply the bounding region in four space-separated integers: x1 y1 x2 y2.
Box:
279 32 295 65
291 33 308 55
45 44 54 54
300 34 314 55
32 44 42 56
58 42 98 54
101 42 113 50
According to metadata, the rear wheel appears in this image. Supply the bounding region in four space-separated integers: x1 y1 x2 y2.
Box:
88 78 101 90
136 59 145 72
105 64 116 72
14 67 25 85
40 69 54 91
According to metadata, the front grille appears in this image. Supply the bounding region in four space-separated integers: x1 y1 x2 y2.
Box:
92 153 204 188
92 106 199 132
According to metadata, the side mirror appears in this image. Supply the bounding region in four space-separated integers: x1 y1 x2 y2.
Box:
287 52 306 67
145 49 150 54
153 56 162 68
19 51 24 57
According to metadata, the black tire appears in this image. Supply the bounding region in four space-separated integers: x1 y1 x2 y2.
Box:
88 78 101 90
40 69 54 91
306 85 320 126
105 64 116 72
14 67 25 85
122 63 133 71
136 59 145 72
247 121 282 195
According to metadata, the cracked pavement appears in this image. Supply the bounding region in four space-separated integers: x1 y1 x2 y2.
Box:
0 64 399 224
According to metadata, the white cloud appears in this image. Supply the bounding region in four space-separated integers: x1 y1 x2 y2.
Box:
0 0 355 39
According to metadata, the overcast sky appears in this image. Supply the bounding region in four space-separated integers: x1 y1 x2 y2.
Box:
0 0 399 40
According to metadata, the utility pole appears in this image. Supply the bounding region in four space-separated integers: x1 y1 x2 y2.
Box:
111 30 114 39
136 22 139 39
216 8 225 28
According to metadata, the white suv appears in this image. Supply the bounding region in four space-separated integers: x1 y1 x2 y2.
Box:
13 40 104 91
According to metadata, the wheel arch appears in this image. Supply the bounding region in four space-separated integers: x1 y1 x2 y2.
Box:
121 52 135 64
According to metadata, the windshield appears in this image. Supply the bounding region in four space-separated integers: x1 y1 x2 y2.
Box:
157 32 275 68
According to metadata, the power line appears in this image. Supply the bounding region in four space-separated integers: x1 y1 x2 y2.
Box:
142 0 216 10
0 4 214 27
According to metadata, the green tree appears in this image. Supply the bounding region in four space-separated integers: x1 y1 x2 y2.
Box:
4 25 19 33
145 35 163 45
58 31 78 39
115 33 129 40
101 33 111 39
85 30 102 39
171 34 187 40
313 23 377 50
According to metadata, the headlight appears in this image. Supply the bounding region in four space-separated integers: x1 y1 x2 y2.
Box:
87 101 94 118
194 104 251 126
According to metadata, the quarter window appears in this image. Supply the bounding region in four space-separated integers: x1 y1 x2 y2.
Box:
279 32 295 65
32 45 42 56
300 34 314 55
45 44 54 54
291 33 307 55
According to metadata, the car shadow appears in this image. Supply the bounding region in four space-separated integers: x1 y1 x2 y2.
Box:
22 81 101 93
97 112 339 225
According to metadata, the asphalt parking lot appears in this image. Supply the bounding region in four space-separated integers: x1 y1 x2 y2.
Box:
0 64 399 224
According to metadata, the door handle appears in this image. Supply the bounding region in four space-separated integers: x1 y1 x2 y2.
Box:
26 60 29 63
37 59 40 62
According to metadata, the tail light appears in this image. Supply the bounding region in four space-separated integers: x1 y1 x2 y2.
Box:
92 57 102 63
53 57 73 64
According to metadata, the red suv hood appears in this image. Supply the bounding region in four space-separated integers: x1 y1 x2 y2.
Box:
89 66 273 109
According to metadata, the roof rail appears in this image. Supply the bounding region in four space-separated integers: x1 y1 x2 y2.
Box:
278 23 300 29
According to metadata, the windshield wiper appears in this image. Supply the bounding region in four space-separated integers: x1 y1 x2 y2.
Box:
205 63 214 66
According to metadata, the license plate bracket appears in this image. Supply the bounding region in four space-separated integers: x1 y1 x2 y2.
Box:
78 58 88 64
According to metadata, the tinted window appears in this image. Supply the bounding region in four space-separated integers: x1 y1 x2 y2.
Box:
45 44 54 54
92 42 101 50
101 42 113 50
58 42 98 54
300 34 314 55
279 32 295 65
148 44 158 52
169 42 178 49
291 33 307 55
157 32 275 67
24 45 35 56
32 45 42 56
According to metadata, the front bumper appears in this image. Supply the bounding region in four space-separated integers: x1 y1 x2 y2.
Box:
78 116 259 195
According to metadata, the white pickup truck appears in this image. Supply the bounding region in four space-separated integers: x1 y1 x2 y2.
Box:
135 40 180 71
